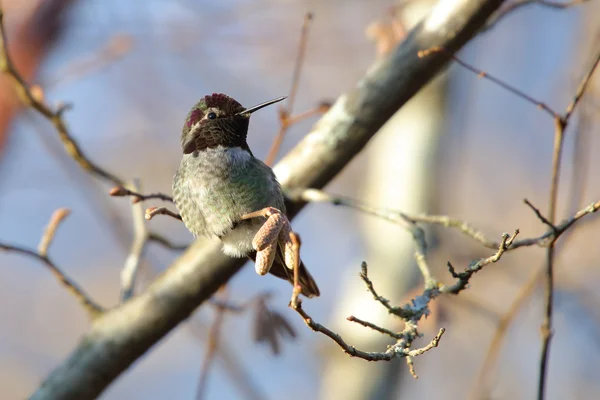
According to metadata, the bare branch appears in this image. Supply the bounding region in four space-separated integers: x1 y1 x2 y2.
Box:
443 230 519 294
291 299 395 361
265 12 316 166
359 262 412 318
0 9 124 186
45 34 133 90
38 208 71 256
196 288 227 400
145 206 182 221
2 209 103 318
347 315 402 339
523 198 556 231
538 47 600 400
121 180 149 302
109 185 174 204
148 232 189 251
419 47 559 118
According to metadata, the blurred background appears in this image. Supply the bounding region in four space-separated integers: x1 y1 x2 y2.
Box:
1 0 599 399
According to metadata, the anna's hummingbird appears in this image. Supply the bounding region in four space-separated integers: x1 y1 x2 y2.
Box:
172 93 320 297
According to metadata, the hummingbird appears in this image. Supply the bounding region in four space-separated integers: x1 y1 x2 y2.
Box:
172 93 320 298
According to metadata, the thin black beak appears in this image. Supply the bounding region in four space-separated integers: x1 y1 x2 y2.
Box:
236 96 287 117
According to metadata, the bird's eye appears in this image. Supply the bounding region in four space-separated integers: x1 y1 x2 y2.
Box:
207 112 217 120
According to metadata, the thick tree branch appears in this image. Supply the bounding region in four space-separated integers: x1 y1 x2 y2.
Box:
31 0 506 398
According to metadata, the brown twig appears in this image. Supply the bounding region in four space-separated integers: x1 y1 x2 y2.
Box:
187 318 267 400
196 287 228 400
38 208 71 256
469 267 542 399
0 9 124 186
443 230 520 294
264 12 315 166
292 188 599 252
121 180 149 302
537 48 600 400
347 315 402 339
419 47 560 119
148 232 189 251
1 210 103 318
359 261 412 318
291 297 444 368
45 34 133 90
109 185 174 204
523 198 556 231
145 206 182 221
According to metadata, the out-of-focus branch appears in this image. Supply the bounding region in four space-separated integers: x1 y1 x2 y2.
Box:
486 0 589 29
120 180 149 302
537 47 600 400
469 266 542 399
0 8 123 185
109 185 174 203
196 287 227 400
0 0 76 153
45 34 133 90
0 209 103 318
264 12 331 166
148 232 189 251
419 47 560 119
31 1 508 397
187 318 267 400
38 208 70 256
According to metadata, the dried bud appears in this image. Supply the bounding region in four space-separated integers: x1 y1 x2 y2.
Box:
109 186 128 196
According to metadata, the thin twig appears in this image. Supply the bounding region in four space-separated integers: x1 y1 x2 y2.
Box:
347 315 402 338
418 47 559 119
407 328 445 357
196 287 228 400
0 244 103 318
293 188 497 248
443 230 519 294
291 298 444 366
293 188 599 251
538 48 600 400
187 318 267 400
523 198 556 231
359 262 412 318
38 208 71 256
148 232 189 251
291 299 394 361
485 0 589 30
469 267 542 399
109 185 174 204
45 34 133 90
145 206 182 221
121 180 149 302
1 209 103 318
264 12 315 166
0 10 124 186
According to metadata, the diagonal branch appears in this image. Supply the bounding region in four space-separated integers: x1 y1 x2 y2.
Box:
120 180 149 302
0 9 123 186
0 209 103 318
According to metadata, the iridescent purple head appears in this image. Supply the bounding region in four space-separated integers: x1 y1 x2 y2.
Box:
180 93 286 154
